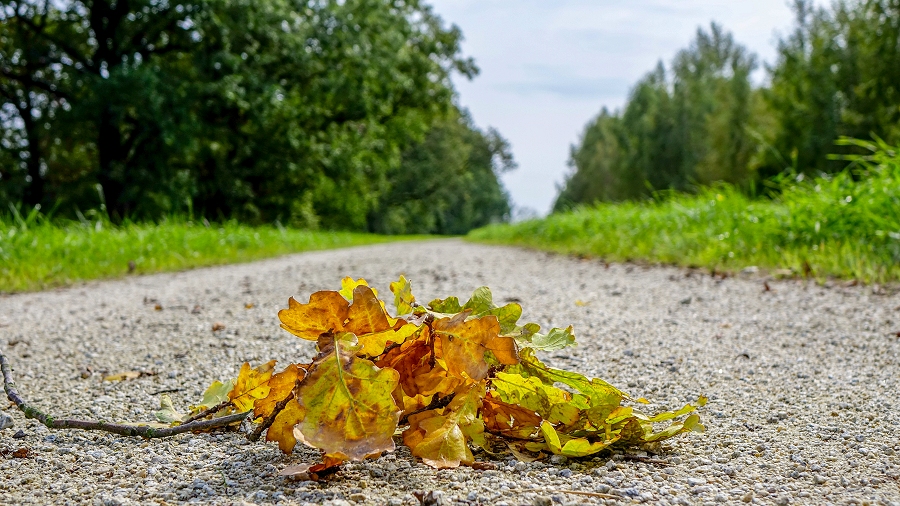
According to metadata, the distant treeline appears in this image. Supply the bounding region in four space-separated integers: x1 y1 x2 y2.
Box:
0 0 512 233
556 0 900 210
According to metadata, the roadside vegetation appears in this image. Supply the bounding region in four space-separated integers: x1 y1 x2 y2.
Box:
470 139 900 283
0 212 417 293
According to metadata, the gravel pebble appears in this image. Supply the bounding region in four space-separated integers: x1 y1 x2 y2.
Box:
1 240 899 505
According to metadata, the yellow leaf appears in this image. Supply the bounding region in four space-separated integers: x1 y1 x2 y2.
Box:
432 313 518 380
253 364 305 419
102 371 144 382
389 275 416 315
339 277 376 301
293 334 401 461
540 421 562 454
229 361 276 413
278 291 350 341
357 323 419 357
267 398 306 453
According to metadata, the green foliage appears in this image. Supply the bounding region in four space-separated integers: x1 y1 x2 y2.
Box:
170 277 704 473
368 107 514 235
558 1 900 208
475 139 900 283
762 0 900 178
0 0 510 231
556 24 759 208
0 211 418 292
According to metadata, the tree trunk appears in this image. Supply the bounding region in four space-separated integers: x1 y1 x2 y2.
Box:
96 106 128 221
19 96 44 209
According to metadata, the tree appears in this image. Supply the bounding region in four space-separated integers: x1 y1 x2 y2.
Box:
764 0 900 177
556 24 758 208
368 107 514 235
0 0 476 227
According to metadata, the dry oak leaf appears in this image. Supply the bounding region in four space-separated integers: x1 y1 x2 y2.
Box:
339 277 377 301
482 394 543 439
254 364 305 420
375 328 462 399
403 382 487 468
390 275 416 315
279 454 344 481
279 291 349 340
293 333 401 461
432 312 518 380
230 361 276 412
266 397 306 453
280 286 414 357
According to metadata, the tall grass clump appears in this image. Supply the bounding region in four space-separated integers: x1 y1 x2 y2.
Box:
470 138 900 283
0 212 417 293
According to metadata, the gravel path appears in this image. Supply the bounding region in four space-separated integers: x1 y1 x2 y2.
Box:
1 239 898 506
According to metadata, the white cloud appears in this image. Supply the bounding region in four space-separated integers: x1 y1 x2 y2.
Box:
428 0 827 215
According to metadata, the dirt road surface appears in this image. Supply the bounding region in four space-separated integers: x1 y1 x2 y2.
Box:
1 240 898 505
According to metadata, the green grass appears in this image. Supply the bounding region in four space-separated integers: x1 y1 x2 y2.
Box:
470 139 900 283
0 214 423 293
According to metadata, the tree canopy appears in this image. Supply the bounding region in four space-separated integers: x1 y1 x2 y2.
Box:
0 0 513 232
557 0 900 208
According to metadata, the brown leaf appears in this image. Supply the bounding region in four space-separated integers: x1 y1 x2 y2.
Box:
254 364 305 419
279 455 344 481
403 382 486 468
482 394 542 439
278 291 350 341
432 313 518 380
212 322 226 332
102 371 154 382
344 285 393 336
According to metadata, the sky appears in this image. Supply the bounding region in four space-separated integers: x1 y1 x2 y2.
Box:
427 0 825 216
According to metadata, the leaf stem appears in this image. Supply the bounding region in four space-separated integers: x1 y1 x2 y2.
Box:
1 347 250 438
182 399 234 424
398 392 455 426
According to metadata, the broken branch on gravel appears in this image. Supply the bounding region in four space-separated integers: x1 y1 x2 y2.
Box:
1 348 250 438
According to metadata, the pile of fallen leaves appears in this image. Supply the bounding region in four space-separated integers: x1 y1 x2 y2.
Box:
157 277 705 475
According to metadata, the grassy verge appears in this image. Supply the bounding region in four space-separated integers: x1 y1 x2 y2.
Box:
0 215 423 293
470 140 900 283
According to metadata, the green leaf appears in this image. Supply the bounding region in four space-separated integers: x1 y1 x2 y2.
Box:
293 333 402 461
390 275 416 315
491 372 586 424
155 394 186 424
507 348 624 409
462 287 523 334
513 324 576 352
191 379 236 414
428 296 463 314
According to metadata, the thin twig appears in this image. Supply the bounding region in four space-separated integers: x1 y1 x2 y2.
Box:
398 393 455 426
1 348 250 438
182 399 233 424
248 392 294 442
